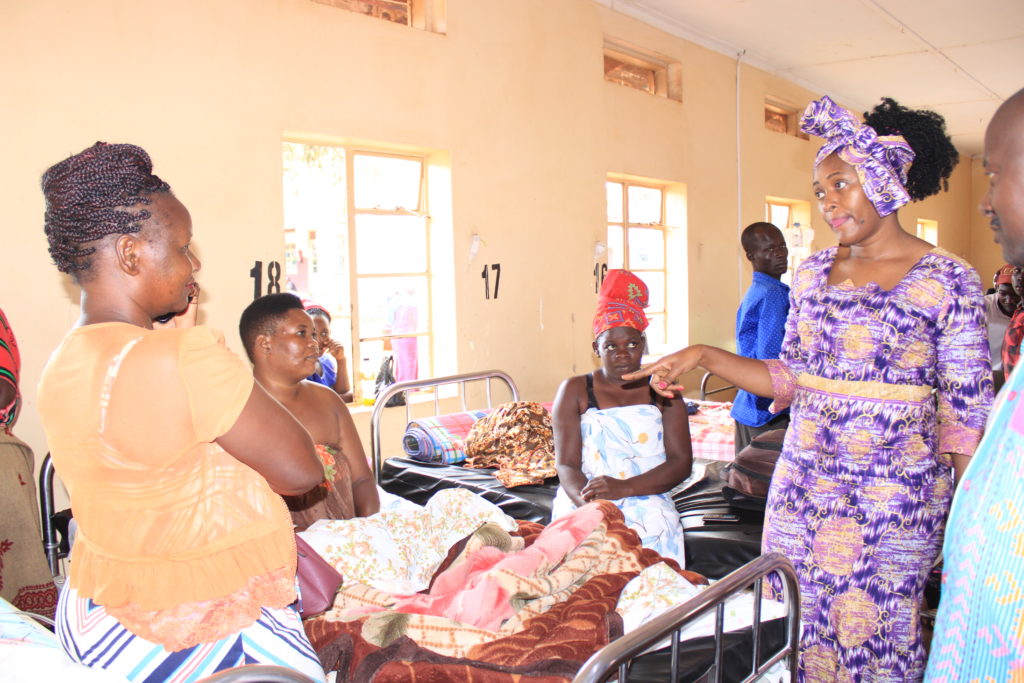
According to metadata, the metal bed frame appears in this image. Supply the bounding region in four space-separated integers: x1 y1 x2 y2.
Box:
371 370 798 682
699 371 737 402
573 552 800 683
369 369 519 480
39 453 65 577
30 370 802 682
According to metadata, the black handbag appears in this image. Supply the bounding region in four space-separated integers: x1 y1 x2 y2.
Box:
374 355 405 407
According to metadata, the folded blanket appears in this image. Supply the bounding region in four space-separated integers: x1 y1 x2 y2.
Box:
464 402 557 487
305 500 707 681
300 488 518 595
402 410 492 464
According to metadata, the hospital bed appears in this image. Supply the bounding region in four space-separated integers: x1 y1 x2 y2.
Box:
372 370 761 579
573 552 799 682
31 369 793 682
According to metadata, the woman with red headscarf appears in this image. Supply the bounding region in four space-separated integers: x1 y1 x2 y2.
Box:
551 270 692 566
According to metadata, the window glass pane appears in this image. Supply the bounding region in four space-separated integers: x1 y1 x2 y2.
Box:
644 314 666 354
604 55 656 94
353 154 422 210
764 109 789 134
282 142 350 317
636 271 665 313
916 220 938 245
313 0 411 25
606 182 623 223
412 335 432 383
355 336 432 403
355 215 427 274
355 339 386 405
358 276 428 339
292 228 351 310
628 227 665 270
628 185 662 224
768 203 790 229
607 225 624 269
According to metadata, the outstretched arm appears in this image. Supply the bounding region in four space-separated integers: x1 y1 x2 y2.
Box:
623 344 774 399
552 377 589 508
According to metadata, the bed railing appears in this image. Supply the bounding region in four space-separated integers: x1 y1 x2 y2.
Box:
39 453 64 577
573 552 800 683
700 371 737 402
370 370 519 480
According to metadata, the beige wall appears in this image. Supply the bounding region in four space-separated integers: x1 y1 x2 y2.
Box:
0 0 1001 491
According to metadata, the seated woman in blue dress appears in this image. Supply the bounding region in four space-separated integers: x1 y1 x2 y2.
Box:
302 299 353 403
551 269 692 566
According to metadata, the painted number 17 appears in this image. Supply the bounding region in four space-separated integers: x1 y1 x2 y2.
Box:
481 263 502 300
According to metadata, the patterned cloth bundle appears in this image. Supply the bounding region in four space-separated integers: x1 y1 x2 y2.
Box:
464 401 558 487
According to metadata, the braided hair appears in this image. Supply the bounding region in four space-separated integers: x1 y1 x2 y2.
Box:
863 98 959 201
41 142 171 277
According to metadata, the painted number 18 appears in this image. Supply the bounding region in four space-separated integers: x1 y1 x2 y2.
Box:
250 260 282 300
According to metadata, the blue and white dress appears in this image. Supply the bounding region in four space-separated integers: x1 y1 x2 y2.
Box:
552 374 687 566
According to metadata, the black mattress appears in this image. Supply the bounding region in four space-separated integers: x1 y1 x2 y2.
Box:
380 458 764 579
381 457 558 523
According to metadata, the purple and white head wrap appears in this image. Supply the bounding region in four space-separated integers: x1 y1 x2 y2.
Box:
800 95 916 217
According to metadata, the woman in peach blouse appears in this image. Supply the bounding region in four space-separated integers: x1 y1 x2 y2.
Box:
37 142 326 681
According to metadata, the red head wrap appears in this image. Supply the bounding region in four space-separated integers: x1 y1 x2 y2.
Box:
593 269 649 337
995 264 1015 286
302 298 331 320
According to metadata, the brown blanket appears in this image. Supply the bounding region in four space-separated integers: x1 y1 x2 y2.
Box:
305 501 705 682
464 402 557 487
0 433 58 619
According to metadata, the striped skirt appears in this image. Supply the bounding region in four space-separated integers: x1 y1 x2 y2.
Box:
56 584 326 682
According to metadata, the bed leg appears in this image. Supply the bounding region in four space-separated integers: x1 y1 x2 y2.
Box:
712 602 726 681
751 577 763 677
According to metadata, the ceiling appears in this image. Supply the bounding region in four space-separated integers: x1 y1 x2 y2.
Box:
595 0 1024 157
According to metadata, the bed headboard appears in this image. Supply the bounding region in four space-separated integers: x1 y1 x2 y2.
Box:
369 370 519 480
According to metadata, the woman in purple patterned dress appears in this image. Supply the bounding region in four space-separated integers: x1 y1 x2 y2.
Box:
627 96 992 682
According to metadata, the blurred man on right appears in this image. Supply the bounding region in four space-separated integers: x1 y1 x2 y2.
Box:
925 87 1024 681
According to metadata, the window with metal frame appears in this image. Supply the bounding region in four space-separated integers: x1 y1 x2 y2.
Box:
765 197 813 285
606 180 669 354
309 0 446 33
603 37 682 102
763 98 809 140
283 142 433 403
916 218 938 246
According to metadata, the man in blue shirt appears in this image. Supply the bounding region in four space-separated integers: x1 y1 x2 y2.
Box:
730 222 791 453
